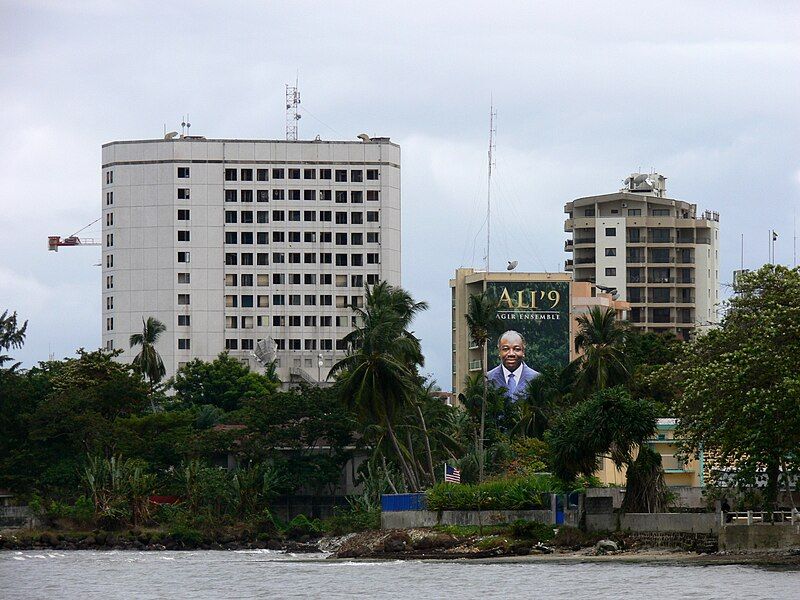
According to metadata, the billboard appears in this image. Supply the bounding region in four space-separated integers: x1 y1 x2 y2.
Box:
484 280 571 399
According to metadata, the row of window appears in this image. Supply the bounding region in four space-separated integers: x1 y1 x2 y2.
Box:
223 231 379 245
581 208 671 217
222 252 380 266
225 338 348 351
223 209 380 223
224 273 377 286
224 167 379 182
221 189 380 203
224 292 364 308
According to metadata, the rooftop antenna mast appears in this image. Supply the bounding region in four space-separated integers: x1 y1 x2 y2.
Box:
486 104 497 272
285 78 301 140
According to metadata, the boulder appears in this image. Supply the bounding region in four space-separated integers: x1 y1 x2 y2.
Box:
595 539 619 554
382 531 411 553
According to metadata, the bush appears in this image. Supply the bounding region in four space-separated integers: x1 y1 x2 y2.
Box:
284 514 323 539
425 475 555 511
168 523 203 546
509 519 554 542
551 526 604 549
321 507 380 536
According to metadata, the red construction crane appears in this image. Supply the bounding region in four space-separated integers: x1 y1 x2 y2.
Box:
48 218 101 252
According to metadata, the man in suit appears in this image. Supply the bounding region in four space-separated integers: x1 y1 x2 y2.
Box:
486 330 540 401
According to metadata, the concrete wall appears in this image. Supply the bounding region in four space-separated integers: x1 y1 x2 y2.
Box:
585 486 706 509
586 512 719 534
381 509 554 530
720 523 800 551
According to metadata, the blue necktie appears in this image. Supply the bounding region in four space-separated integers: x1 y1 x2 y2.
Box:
507 372 517 395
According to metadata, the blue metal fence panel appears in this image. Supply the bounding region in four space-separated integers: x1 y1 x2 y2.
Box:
381 493 427 512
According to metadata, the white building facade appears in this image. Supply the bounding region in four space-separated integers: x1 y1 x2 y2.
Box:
564 173 720 340
101 137 401 383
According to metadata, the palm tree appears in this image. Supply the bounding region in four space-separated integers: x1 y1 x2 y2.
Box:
129 316 167 406
0 310 28 370
571 306 628 397
464 291 500 482
331 282 428 491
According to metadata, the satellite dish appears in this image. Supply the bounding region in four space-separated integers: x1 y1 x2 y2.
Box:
253 337 277 365
507 260 518 271
164 131 179 140
357 133 370 142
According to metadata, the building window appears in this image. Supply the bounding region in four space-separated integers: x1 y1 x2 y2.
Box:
226 296 238 308
106 170 113 184
178 338 191 350
351 170 363 182
304 168 316 179
351 254 363 266
304 189 316 201
225 253 237 265
335 212 347 224
106 191 114 205
178 230 190 242
178 209 190 220
106 254 114 267
351 275 363 287
304 252 317 263
320 232 332 243
304 274 317 284
288 231 301 243
335 191 348 203
320 168 332 179
288 168 300 179
225 274 238 286
288 210 300 221
225 232 238 244
304 294 317 306
257 210 268 224
320 210 332 222
367 273 379 284
272 210 285 221
272 252 285 263
288 189 301 201
177 252 190 263
303 211 316 222
178 294 190 305
652 209 671 216
304 315 317 326
288 316 300 327
257 253 268 265
627 208 641 216
106 317 113 331
367 190 379 202
241 211 253 223
178 188 190 199
335 232 347 245
321 339 333 350
241 253 253 265
320 252 332 264
335 253 348 266
225 190 238 203
605 248 616 256
178 167 190 178
257 295 269 308
241 274 254 286
367 253 379 264
241 339 254 350
320 190 332 201
106 275 113 289
241 168 253 181
257 169 268 181
178 315 190 326
241 190 253 203
272 168 284 179
272 231 285 242
257 190 269 202
257 274 268 286
320 294 332 306
241 232 253 244
321 315 332 326
367 232 380 243
583 208 595 217
225 169 237 181
178 272 190 284
288 252 301 264
605 268 616 276
225 211 237 224
351 191 363 204
289 294 301 306
366 211 378 222
241 295 254 308
106 233 113 247
225 339 239 350
335 169 348 182
351 233 363 245
288 339 301 350
106 296 113 309
366 169 379 180
289 273 301 284
605 227 616 236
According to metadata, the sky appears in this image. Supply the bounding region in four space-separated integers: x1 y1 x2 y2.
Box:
1 1 799 386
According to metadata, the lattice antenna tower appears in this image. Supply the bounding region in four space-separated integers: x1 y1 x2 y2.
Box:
485 105 497 272
285 81 301 140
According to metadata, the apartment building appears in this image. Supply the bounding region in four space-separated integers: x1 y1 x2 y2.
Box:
564 173 720 340
101 136 400 383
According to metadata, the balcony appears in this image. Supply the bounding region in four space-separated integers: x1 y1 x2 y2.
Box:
626 236 646 244
574 237 596 245
676 277 695 284
676 256 695 264
648 276 674 284
676 297 695 304
564 239 574 251
627 295 645 304
650 314 675 324
626 255 645 264
649 256 675 264
650 236 675 244
468 359 483 371
648 296 675 304
564 259 574 271
575 257 596 265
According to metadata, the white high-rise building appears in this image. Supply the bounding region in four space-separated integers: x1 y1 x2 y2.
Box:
564 173 720 340
101 136 400 383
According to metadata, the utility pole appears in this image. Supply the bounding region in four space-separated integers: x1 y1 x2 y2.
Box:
486 105 496 273
285 80 301 140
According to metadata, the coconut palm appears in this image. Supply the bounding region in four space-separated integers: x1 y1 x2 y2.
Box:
331 282 428 491
464 291 500 482
129 317 167 402
571 306 628 397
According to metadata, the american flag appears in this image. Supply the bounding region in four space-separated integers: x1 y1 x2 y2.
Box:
444 464 461 484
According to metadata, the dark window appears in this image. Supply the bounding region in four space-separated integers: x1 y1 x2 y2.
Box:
273 294 285 305
335 212 347 224
225 211 237 223
240 190 253 203
366 211 378 222
335 191 347 203
289 252 301 264
178 338 190 349
320 190 332 201
257 210 268 223
304 252 316 264
273 189 285 200
605 248 616 256
240 232 253 244
351 233 363 245
352 212 364 224
320 210 332 222
335 253 348 266
335 233 347 245
605 267 616 276
257 252 268 265
367 190 379 201
225 189 238 202
225 169 237 181
320 232 332 242
320 169 332 179
257 232 268 244
257 190 269 202
272 252 285 263
335 169 348 182
351 191 363 203
178 209 190 220
304 189 316 201
177 230 190 242
351 254 363 266
177 188 190 199
273 231 284 242
288 168 300 179
304 210 316 222
178 315 190 326
272 168 284 179
240 169 252 181
241 211 253 223
272 210 285 221
225 231 238 244
367 232 379 243
178 167 190 178
605 227 616 236
288 189 301 200
366 169 379 180
288 210 300 221
351 169 363 182
241 253 253 265
257 169 268 181
304 168 316 179
225 253 237 265
241 295 254 308
320 252 332 264
289 231 301 242
583 208 595 217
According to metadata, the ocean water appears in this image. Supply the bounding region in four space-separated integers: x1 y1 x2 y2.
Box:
2 550 799 599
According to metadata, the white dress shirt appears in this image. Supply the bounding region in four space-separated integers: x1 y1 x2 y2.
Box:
501 363 524 387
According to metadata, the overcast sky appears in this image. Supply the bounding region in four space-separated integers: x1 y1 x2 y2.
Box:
1 1 799 386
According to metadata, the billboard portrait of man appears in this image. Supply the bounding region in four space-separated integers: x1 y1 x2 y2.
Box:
486 330 540 401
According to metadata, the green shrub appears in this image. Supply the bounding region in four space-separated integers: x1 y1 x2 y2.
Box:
425 475 555 511
284 514 323 539
509 519 554 542
476 535 508 550
551 526 604 549
321 507 380 536
169 523 203 546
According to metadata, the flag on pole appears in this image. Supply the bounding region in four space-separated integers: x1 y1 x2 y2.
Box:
444 464 461 484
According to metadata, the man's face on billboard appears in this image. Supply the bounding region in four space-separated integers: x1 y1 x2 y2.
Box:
499 335 525 371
